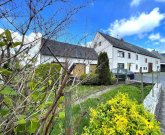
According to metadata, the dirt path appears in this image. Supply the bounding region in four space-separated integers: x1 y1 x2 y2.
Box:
73 84 121 105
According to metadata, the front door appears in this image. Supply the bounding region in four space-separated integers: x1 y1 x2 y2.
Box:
148 63 153 72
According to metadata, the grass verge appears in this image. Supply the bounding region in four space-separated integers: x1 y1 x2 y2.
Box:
51 83 152 135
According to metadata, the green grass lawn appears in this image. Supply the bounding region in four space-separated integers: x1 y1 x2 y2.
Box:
67 85 109 101
51 83 152 135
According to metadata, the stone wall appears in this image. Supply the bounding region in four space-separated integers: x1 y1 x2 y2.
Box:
143 83 162 116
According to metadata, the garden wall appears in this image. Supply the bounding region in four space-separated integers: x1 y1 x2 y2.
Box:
143 83 162 119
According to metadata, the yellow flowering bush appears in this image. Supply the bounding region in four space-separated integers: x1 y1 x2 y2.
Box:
82 93 162 135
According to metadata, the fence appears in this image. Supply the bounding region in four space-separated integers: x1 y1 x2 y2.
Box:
116 67 161 102
64 67 161 134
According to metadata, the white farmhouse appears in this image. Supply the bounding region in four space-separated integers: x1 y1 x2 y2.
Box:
91 32 160 73
39 32 161 76
40 38 98 76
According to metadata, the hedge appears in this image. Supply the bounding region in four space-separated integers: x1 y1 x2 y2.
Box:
82 93 162 135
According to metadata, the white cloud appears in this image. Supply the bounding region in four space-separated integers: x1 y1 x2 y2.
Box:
155 0 165 2
0 28 42 65
160 38 165 43
148 33 165 43
147 48 154 52
130 0 142 7
108 8 165 37
148 33 160 41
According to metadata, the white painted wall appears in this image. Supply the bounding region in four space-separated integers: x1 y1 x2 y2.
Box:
93 32 160 73
92 33 113 69
112 47 160 72
40 54 97 74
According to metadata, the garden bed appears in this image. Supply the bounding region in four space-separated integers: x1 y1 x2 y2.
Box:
52 83 152 135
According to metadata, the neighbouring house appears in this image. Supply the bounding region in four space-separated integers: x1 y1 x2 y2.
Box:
151 50 165 72
40 38 98 76
39 32 161 76
91 32 160 73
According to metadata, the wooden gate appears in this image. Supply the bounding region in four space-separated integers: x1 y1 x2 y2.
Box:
73 64 86 76
90 64 97 73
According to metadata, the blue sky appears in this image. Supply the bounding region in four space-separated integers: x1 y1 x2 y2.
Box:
64 0 165 52
0 0 164 52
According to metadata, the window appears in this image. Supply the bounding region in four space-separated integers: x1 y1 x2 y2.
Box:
136 55 138 60
156 60 158 64
145 58 147 63
128 53 131 59
99 41 101 46
136 65 138 70
118 63 124 69
118 51 125 58
143 67 145 70
94 42 97 47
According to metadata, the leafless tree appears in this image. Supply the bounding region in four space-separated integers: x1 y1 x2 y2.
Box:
0 0 95 134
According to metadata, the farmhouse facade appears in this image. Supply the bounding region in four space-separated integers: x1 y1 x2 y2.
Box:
40 38 98 76
92 32 160 73
40 32 161 76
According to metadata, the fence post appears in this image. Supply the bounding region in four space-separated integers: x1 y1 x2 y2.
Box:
157 66 159 88
159 68 161 83
125 69 127 84
140 67 144 102
65 91 72 135
152 70 154 97
116 68 119 84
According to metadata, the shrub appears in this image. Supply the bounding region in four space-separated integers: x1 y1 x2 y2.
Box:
80 74 99 85
34 63 61 87
111 75 117 85
96 52 111 85
82 93 162 135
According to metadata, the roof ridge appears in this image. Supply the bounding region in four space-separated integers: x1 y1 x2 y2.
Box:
98 32 148 52
41 38 98 60
42 38 92 50
98 32 159 59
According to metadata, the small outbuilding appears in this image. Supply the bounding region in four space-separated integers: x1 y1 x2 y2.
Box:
152 50 165 72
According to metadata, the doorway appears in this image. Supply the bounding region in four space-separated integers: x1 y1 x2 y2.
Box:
148 63 153 72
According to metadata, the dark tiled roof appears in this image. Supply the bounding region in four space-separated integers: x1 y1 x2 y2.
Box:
40 38 98 60
98 32 160 59
161 53 165 57
152 51 165 63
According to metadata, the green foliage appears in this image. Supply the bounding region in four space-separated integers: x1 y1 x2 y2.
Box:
0 62 62 134
71 85 108 100
82 93 162 135
80 73 99 85
96 52 111 85
0 67 12 76
111 75 117 85
34 63 61 85
0 29 22 48
0 86 17 95
52 84 152 134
